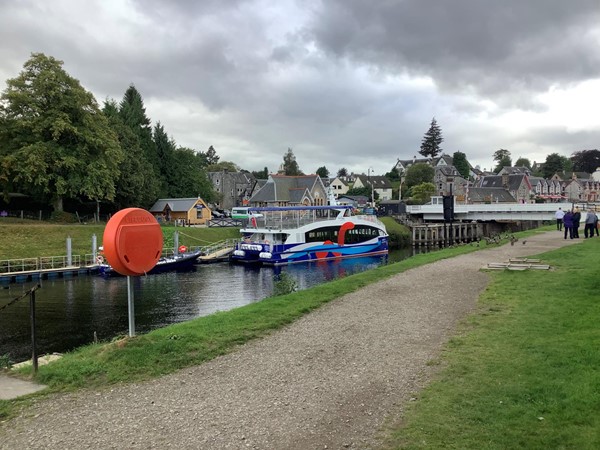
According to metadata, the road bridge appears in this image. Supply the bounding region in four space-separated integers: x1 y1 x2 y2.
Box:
406 202 586 222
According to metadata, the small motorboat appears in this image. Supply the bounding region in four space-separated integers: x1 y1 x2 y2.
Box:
98 250 201 277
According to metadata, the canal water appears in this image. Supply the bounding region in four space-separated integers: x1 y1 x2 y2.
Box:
0 250 411 362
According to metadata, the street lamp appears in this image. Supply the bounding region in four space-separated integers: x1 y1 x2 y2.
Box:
367 167 375 208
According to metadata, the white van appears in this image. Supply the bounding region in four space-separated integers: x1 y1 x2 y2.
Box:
231 207 263 220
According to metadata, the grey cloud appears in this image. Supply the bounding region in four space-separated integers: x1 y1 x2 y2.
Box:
305 0 600 104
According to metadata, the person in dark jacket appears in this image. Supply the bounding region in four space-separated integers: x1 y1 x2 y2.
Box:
563 210 574 240
572 208 581 238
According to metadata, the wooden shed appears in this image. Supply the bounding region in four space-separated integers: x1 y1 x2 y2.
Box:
149 198 212 225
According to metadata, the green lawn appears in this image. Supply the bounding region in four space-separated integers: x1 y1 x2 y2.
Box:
0 222 239 260
385 237 600 449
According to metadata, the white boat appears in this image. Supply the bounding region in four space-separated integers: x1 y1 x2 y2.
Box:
230 205 388 265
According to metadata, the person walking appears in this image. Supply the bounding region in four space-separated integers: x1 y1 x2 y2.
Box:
554 207 565 231
584 209 598 238
563 209 574 240
572 207 581 238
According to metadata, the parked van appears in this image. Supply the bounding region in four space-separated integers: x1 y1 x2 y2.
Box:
231 207 263 219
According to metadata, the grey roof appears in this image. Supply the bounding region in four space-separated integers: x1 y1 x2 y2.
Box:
468 188 516 203
250 175 320 203
149 198 204 213
478 174 528 192
355 174 392 189
435 165 460 176
498 166 532 175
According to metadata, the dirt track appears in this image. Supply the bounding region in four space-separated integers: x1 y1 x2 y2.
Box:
0 231 577 449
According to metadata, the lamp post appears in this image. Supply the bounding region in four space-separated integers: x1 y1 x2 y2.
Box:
368 167 375 207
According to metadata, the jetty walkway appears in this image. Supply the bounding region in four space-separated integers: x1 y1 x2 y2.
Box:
0 230 579 449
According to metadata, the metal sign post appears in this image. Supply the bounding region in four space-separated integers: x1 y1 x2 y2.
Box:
127 276 135 337
29 286 39 373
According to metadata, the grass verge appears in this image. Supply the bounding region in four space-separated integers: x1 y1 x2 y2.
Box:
385 235 600 449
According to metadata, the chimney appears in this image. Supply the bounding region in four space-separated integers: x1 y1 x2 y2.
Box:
502 173 509 188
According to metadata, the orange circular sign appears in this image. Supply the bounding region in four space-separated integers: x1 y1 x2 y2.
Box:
102 208 163 276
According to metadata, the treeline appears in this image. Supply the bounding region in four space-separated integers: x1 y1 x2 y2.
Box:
0 53 221 213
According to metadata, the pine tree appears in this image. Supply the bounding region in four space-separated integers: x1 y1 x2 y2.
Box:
283 148 301 176
419 118 443 158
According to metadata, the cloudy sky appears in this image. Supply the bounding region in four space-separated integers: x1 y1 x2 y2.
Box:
1 0 599 176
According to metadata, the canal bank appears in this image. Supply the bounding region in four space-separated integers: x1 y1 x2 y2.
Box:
0 230 580 448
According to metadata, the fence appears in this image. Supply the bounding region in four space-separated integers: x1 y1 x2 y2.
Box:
0 255 92 274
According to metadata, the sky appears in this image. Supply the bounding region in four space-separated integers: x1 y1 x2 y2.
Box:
1 0 600 176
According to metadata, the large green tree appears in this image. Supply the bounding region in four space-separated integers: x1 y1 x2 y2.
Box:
493 149 512 173
118 85 162 192
283 148 302 176
170 147 216 200
411 182 436 204
337 167 349 178
384 167 401 182
404 163 434 188
0 53 123 211
153 122 176 195
452 151 470 179
103 100 159 208
571 149 600 174
543 153 571 178
316 166 329 178
419 117 443 158
514 157 532 169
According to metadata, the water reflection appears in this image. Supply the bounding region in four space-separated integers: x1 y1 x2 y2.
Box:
0 250 411 362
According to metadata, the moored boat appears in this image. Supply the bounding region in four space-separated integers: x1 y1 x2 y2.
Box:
98 250 201 277
230 205 388 265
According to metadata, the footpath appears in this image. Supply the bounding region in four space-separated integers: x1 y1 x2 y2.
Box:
0 231 578 449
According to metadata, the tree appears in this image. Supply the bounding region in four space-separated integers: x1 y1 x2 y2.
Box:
411 182 436 204
169 147 216 201
198 145 220 167
118 85 159 187
384 167 401 182
207 161 239 172
514 157 532 169
316 166 329 178
252 167 269 179
493 149 512 173
0 53 123 211
337 167 348 178
153 122 176 196
419 117 443 158
103 99 160 208
452 151 470 179
571 149 600 174
404 163 434 188
282 148 302 176
543 153 570 178
346 186 379 202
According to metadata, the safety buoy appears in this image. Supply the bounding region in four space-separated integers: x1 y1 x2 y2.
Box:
96 255 104 264
178 245 188 253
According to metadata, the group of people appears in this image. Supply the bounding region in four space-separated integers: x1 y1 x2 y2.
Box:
555 207 599 239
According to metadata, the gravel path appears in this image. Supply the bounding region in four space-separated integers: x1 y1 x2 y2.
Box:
0 231 577 449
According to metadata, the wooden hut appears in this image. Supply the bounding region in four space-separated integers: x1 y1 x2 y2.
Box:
149 198 212 225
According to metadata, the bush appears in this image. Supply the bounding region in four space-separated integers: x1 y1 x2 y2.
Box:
49 211 79 223
273 272 298 296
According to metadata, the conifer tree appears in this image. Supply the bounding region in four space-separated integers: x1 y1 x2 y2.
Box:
419 117 443 158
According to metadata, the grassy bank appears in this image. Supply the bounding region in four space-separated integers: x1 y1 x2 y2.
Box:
0 234 493 420
0 222 239 260
385 237 600 449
